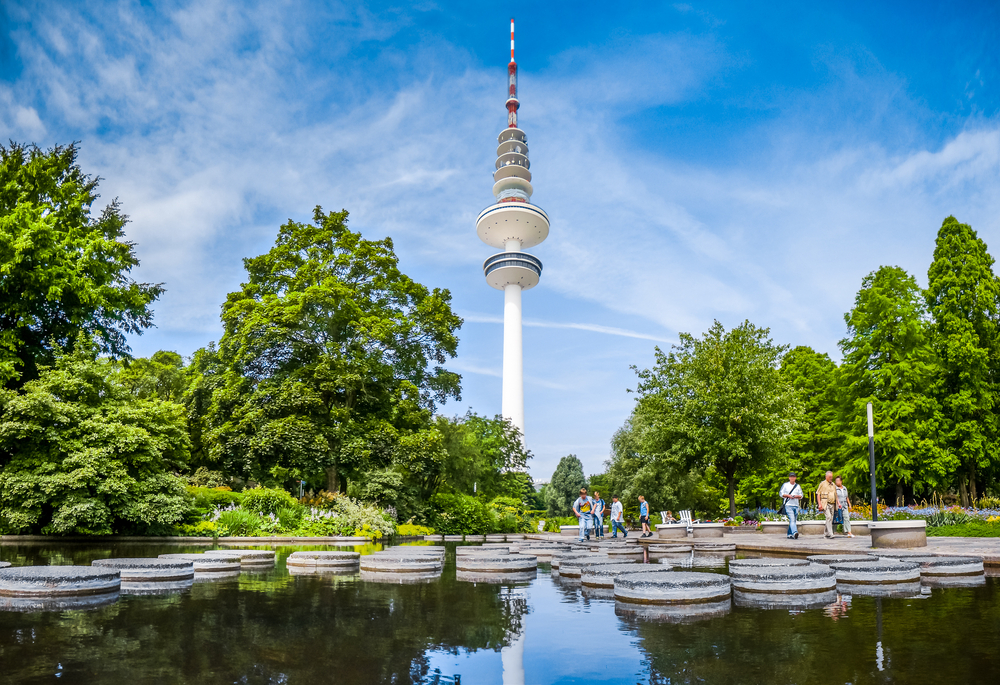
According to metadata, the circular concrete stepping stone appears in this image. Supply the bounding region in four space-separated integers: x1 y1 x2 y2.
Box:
728 558 810 569
0 565 120 598
581 563 673 588
0 562 9 569
443 535 464 541
648 545 693 554
456 545 510 556
615 598 731 623
158 554 241 573
922 574 988 588
485 535 508 542
92 558 194 582
829 560 921 585
733 589 838 610
692 542 736 552
360 555 443 573
807 554 877 565
614 571 731 605
456 554 537 573
286 551 361 569
902 555 984 577
464 535 486 542
551 552 605 570
204 550 275 565
870 550 933 559
506 534 526 541
456 569 536 584
422 535 444 541
379 547 445 560
360 570 442 584
121 578 194 596
730 562 836 594
558 557 623 578
605 547 645 558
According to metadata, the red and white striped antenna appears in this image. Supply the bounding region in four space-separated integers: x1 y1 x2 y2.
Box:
507 17 519 128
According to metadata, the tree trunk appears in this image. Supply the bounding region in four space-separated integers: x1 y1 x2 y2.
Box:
727 477 737 517
959 476 969 508
970 464 978 505
895 482 904 507
326 464 340 493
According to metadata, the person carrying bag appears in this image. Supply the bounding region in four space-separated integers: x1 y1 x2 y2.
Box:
778 472 803 539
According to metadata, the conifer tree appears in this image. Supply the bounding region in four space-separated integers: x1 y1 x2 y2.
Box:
925 217 1000 506
837 266 945 504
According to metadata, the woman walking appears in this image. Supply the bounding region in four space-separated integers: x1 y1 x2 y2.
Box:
834 476 854 538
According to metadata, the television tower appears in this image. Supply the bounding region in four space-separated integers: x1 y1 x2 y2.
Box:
477 18 549 442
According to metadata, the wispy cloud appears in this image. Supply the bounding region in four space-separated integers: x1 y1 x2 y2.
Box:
461 312 675 343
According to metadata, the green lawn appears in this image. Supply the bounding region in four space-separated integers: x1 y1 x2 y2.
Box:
927 521 1000 537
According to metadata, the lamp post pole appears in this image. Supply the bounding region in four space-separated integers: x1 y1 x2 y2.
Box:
867 402 877 522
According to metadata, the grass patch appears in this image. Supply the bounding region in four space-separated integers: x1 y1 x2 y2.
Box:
927 522 1000 537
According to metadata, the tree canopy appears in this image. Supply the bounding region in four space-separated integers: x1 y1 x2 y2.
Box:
546 454 586 516
0 142 162 386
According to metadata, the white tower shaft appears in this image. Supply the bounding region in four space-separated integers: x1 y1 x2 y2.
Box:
502 283 525 437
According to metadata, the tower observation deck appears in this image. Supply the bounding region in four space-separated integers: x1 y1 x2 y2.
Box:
477 18 549 442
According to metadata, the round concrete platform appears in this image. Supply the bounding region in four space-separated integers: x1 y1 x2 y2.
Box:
728 558 810 569
615 598 731 623
605 547 645 559
158 554 241 573
733 589 838 610
286 551 361 569
807 554 877 565
464 535 486 542
692 542 736 552
614 571 731 605
729 562 836 594
443 535 464 541
900 555 985 577
456 545 510 556
551 553 606 570
870 550 934 559
92 558 194 582
204 550 275 566
120 578 194 596
360 555 443 573
581 563 674 588
455 555 537 573
0 565 121 597
921 574 988 588
360 570 442 584
0 562 9 569
648 545 693 554
559 557 628 579
456 570 536 584
828 560 921 585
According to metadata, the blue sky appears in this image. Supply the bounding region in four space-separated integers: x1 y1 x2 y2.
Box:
2 1 999 480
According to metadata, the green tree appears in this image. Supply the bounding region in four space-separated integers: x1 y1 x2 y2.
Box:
779 346 840 483
206 207 462 492
632 320 799 516
837 266 945 503
118 350 187 401
435 412 531 500
0 142 162 386
546 454 586 516
926 216 1000 506
0 337 190 535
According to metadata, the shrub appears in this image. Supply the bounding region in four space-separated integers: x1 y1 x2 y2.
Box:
277 505 305 531
187 486 244 515
215 508 263 536
177 520 218 537
292 493 395 539
429 493 494 534
397 523 434 536
186 467 229 489
242 486 298 516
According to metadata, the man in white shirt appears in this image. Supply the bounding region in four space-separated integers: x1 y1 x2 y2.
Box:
779 472 804 539
610 496 627 538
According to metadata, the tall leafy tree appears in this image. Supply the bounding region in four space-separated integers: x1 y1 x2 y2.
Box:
0 337 190 535
546 454 586 516
632 320 798 516
926 217 1000 506
207 207 462 492
0 142 162 386
837 266 945 503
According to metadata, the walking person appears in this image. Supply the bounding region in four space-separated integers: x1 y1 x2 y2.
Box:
573 487 594 542
779 472 804 539
592 491 606 540
816 471 838 538
610 496 627 538
638 495 652 538
834 476 855 538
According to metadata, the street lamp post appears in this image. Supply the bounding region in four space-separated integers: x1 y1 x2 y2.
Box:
867 402 877 522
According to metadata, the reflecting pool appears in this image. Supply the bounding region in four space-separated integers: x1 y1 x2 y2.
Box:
1 542 998 684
